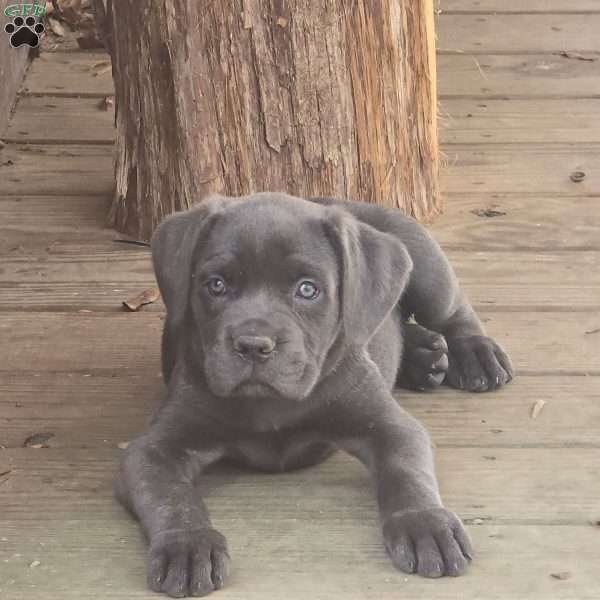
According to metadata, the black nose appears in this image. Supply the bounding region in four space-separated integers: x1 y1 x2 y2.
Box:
233 335 276 361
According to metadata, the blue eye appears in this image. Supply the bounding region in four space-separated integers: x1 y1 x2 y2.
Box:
296 280 320 300
207 276 227 296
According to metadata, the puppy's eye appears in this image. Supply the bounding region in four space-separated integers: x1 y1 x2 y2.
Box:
206 276 227 297
295 280 320 300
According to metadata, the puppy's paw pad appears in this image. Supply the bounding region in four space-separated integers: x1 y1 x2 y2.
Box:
447 335 514 393
400 323 448 391
383 508 473 579
148 528 230 597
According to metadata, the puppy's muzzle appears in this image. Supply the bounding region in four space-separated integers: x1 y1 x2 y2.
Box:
233 335 276 362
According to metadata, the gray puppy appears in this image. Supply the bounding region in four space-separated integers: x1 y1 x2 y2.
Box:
116 192 513 597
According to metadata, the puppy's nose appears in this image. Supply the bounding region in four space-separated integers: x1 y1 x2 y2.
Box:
233 335 276 361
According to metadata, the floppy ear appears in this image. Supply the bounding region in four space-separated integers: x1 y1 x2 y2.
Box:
151 196 230 324
325 211 413 347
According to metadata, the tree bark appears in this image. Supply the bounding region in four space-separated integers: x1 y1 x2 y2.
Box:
106 0 440 241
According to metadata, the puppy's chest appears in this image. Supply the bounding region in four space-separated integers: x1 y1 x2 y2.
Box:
231 432 333 473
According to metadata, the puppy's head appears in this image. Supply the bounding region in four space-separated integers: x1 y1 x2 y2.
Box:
153 193 412 402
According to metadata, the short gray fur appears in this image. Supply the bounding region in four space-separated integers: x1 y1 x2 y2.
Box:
115 193 513 597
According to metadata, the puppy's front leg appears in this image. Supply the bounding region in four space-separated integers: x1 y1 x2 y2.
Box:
116 429 229 597
341 402 472 578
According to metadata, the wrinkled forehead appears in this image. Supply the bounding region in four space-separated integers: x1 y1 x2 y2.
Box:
197 200 337 277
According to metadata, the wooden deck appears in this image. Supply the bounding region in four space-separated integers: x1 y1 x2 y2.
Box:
1 3 599 598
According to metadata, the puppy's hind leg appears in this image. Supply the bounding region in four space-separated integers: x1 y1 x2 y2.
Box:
397 322 448 391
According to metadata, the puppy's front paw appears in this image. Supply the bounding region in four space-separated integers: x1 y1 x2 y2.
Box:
148 528 230 597
383 508 473 578
400 323 448 391
446 335 513 392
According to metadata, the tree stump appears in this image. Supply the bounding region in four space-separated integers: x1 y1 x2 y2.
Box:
102 0 439 241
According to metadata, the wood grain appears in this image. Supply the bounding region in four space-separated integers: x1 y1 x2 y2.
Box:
1 519 598 600
20 52 600 101
0 312 598 374
431 196 600 250
437 14 600 53
0 144 113 196
2 447 599 523
438 54 600 98
22 51 113 96
10 96 600 147
1 249 599 311
5 96 115 144
439 0 600 14
0 42 29 135
441 145 600 195
1 374 599 449
440 99 600 144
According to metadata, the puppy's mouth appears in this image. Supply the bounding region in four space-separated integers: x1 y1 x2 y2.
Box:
232 378 279 399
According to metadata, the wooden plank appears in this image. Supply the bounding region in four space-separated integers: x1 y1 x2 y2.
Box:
1 520 598 600
441 145 600 195
438 54 600 98
0 312 598 375
0 196 110 232
0 42 29 135
0 144 113 196
1 250 599 311
22 52 113 97
440 99 600 144
1 194 599 254
6 95 600 149
439 0 600 14
1 373 599 449
5 96 115 144
437 15 600 54
20 51 600 101
431 196 600 250
2 447 599 523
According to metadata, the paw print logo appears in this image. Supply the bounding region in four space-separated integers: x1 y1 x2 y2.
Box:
5 15 44 48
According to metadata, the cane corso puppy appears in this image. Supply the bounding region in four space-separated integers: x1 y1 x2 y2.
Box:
116 192 513 597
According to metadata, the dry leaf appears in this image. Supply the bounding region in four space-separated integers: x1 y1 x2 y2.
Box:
47 17 67 37
90 60 112 77
530 399 546 419
276 17 288 27
23 432 54 448
550 571 572 580
117 441 129 450
570 171 586 183
123 287 161 312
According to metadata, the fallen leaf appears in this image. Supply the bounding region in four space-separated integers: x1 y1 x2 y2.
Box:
570 171 586 183
23 432 55 448
47 17 67 36
554 51 597 62
276 17 288 27
530 399 546 419
29 560 41 568
123 287 161 312
584 328 600 336
550 571 572 580
471 208 507 218
117 441 129 450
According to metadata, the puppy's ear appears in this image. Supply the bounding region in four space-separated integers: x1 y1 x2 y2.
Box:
151 196 231 323
325 211 413 346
